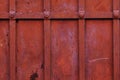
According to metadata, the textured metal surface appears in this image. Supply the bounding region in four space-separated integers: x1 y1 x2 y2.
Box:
51 20 78 80
0 21 9 80
86 20 113 80
0 0 119 80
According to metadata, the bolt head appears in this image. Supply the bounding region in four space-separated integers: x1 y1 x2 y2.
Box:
113 10 119 18
79 11 85 18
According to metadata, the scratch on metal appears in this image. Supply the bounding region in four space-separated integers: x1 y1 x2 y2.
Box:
89 58 109 63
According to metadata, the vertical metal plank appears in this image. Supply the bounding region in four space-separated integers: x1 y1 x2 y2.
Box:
44 20 51 80
113 0 120 80
9 20 16 80
86 20 113 80
51 20 78 80
78 0 85 80
44 0 51 80
79 20 85 80
79 0 85 11
113 0 119 10
9 0 16 80
113 19 120 80
44 0 50 10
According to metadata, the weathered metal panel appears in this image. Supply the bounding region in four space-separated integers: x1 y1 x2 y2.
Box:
86 20 113 80
0 0 9 18
0 21 9 80
16 0 43 18
51 0 78 18
0 0 8 12
51 20 78 80
0 0 119 80
86 0 112 12
16 20 44 80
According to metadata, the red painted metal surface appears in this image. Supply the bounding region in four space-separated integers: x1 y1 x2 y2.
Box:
51 20 78 80
0 0 119 80
17 20 44 80
86 20 113 80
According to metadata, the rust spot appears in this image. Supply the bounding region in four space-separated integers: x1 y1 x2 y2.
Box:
0 43 3 47
30 72 38 80
41 64 44 69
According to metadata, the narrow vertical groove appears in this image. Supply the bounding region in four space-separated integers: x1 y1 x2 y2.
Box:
44 0 51 80
9 0 16 80
9 20 16 80
78 0 86 80
113 0 120 80
79 20 85 80
44 20 51 80
113 20 120 80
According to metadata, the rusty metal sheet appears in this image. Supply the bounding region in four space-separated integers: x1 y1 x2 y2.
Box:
16 0 43 18
16 20 44 80
0 0 8 12
86 0 112 12
0 21 9 80
51 0 78 18
0 0 9 18
85 20 113 80
0 0 119 80
51 20 78 80
86 0 113 19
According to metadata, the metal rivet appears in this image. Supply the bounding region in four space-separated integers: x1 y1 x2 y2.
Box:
79 11 85 19
44 10 50 19
9 10 16 19
113 10 119 18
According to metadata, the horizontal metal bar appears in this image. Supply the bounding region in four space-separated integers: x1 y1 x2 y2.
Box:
85 12 113 19
50 12 78 19
15 12 115 19
0 12 9 19
0 12 117 19
15 12 44 19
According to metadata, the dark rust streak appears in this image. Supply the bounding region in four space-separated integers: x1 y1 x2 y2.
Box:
30 72 38 80
41 64 44 69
